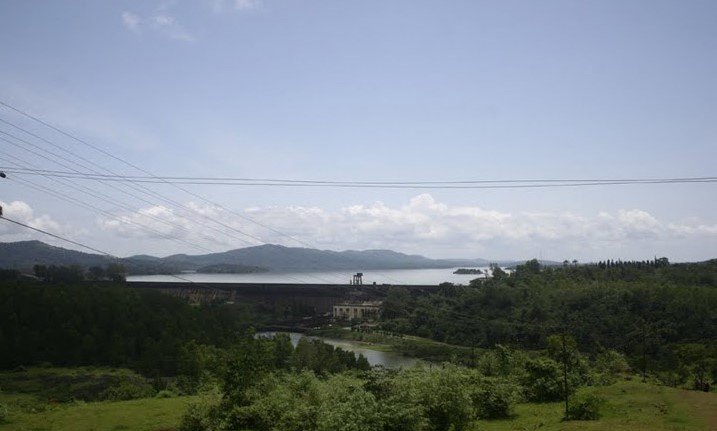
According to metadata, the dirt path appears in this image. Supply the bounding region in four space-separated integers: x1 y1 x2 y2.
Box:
680 389 717 430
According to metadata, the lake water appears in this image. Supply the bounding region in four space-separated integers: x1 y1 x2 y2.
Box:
256 331 420 369
127 267 492 285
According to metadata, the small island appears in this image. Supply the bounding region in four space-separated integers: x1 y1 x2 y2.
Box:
453 268 483 275
196 264 269 274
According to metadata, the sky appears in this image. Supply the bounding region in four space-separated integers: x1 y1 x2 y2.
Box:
0 0 715 262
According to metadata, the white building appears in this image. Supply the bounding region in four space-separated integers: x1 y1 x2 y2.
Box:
332 301 381 321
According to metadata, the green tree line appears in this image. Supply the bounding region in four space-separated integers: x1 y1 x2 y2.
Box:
0 280 245 375
381 259 717 386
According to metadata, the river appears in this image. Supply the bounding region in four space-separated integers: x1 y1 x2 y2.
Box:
255 331 420 369
128 267 492 285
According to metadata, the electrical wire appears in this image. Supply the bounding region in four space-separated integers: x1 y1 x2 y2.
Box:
0 166 714 189
0 113 349 283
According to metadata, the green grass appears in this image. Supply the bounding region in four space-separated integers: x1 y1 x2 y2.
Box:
0 367 154 403
472 379 716 431
2 368 714 431
0 367 192 431
0 394 197 431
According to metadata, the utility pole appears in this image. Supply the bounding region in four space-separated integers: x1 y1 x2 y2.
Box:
562 331 569 418
642 321 647 383
0 171 6 217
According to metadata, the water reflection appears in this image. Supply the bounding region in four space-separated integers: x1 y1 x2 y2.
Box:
256 331 420 369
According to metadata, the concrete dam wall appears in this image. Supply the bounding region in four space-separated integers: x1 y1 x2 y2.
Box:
128 281 440 315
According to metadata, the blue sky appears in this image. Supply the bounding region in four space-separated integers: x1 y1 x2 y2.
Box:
0 0 715 261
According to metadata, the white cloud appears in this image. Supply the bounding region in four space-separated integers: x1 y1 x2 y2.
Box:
119 10 195 42
97 194 717 259
99 205 194 240
211 0 260 12
234 0 260 10
151 14 196 42
0 201 63 237
121 11 142 34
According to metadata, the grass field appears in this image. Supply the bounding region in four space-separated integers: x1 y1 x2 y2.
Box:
0 367 154 403
474 379 716 431
0 394 196 431
1 371 714 431
0 367 195 431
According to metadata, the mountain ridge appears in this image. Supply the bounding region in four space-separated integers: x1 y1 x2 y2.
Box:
0 240 555 274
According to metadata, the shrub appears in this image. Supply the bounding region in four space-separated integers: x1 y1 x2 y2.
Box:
392 365 476 431
179 391 222 431
565 393 605 420
521 358 582 402
472 379 519 419
594 350 630 375
521 358 565 402
155 389 177 398
99 379 155 401
0 402 8 424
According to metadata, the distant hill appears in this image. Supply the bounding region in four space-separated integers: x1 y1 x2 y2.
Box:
153 244 487 271
0 240 540 275
195 263 268 274
0 240 112 269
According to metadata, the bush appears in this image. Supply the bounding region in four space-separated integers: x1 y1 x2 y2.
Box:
0 402 8 424
99 379 155 401
521 358 566 402
179 391 222 431
566 393 605 420
155 389 177 398
391 365 476 431
594 350 630 375
472 379 519 419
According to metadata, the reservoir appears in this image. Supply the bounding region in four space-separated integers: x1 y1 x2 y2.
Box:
128 267 491 286
255 331 421 369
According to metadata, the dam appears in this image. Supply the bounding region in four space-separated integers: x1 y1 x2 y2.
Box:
128 281 441 315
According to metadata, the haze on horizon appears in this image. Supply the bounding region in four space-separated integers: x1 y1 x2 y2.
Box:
0 0 715 262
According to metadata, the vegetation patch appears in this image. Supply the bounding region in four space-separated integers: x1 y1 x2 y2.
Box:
0 367 154 403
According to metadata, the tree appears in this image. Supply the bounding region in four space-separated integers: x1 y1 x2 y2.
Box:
272 333 294 369
517 259 541 275
33 264 47 279
88 266 106 281
490 264 507 280
106 263 127 283
382 287 412 319
521 358 570 402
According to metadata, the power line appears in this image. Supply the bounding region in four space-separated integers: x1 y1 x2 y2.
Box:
0 114 347 283
0 135 267 252
0 215 114 257
7 99 710 282
0 103 291 245
0 134 323 283
0 128 268 248
0 170 316 285
0 166 714 189
6 172 218 255
1 165 715 185
0 151 266 255
0 215 203 285
0 107 383 284
2 99 714 285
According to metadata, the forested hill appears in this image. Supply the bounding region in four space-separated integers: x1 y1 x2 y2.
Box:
0 240 519 274
380 258 717 382
0 240 112 269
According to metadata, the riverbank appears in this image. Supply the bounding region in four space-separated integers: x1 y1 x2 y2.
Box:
307 326 481 363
